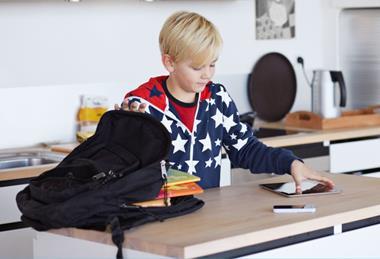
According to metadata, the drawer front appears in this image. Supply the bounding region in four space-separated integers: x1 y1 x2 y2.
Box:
363 172 380 178
330 138 380 173
0 184 27 224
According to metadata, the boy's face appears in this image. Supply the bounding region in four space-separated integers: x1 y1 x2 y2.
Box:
169 57 217 94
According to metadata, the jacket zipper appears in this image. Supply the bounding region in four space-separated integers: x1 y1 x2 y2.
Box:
188 97 201 173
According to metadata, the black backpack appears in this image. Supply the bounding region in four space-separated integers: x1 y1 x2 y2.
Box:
16 110 204 259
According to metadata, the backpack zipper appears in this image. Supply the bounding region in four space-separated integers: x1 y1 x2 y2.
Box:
160 160 169 206
92 170 117 183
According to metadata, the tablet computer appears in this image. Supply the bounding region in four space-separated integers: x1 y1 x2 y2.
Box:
259 180 341 197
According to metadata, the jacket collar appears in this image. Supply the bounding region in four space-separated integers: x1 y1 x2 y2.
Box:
125 75 213 112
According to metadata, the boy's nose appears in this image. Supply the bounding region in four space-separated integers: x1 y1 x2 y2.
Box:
201 67 212 79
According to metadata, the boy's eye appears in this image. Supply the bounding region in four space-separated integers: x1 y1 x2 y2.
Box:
192 64 215 71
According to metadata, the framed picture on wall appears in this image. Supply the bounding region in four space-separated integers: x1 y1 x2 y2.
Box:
255 0 295 40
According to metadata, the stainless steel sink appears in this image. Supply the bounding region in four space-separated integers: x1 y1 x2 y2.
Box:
0 151 65 170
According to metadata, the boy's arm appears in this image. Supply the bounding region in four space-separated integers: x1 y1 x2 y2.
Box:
218 88 335 190
219 89 299 175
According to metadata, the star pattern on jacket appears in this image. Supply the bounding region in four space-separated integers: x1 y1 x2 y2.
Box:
205 157 213 168
223 114 236 133
194 119 201 133
216 90 232 107
214 150 222 168
211 108 223 128
199 133 212 152
175 121 188 134
172 133 187 154
185 159 199 175
149 85 163 98
161 115 173 133
233 138 248 150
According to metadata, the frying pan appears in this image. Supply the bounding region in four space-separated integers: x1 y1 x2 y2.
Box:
248 52 297 122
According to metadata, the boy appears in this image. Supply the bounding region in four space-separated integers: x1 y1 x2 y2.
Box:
117 11 334 192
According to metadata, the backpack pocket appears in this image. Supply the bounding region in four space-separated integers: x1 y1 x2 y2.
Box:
90 143 140 175
30 144 140 204
116 195 205 230
30 160 99 203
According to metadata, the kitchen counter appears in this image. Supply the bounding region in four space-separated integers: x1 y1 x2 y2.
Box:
256 122 380 147
39 173 380 258
2 124 380 182
0 165 55 182
49 125 380 151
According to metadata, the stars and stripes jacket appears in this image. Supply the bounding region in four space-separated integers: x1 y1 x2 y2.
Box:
125 76 299 189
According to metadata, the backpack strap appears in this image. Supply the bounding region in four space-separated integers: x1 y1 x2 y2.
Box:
108 217 124 259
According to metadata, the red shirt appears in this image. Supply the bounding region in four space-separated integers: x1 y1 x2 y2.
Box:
163 80 198 132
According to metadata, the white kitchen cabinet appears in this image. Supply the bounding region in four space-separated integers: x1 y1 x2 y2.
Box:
0 227 36 259
0 184 27 224
243 224 380 258
33 218 380 259
35 224 380 259
34 231 169 259
303 155 329 172
0 183 35 259
329 138 380 173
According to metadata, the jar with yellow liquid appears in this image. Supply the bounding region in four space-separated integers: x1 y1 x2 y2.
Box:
77 95 108 142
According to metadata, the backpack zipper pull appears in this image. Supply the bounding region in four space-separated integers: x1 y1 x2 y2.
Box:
160 160 167 180
92 172 106 181
108 170 116 178
100 170 117 184
160 160 169 206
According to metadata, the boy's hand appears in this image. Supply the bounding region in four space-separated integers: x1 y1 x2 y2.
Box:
290 160 335 194
114 99 147 113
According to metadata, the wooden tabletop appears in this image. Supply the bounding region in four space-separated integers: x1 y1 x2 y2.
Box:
50 173 380 258
256 122 380 147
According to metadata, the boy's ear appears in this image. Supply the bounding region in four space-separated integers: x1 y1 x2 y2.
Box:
162 54 175 73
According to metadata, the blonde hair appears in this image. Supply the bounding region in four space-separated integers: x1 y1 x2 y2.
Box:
159 11 223 67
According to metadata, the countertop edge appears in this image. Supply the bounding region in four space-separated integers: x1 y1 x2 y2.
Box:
47 197 380 258
261 126 380 147
182 204 380 258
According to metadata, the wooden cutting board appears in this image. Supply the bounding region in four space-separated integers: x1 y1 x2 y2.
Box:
50 143 78 153
285 106 380 130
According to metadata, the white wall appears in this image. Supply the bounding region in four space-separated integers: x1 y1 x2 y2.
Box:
0 0 339 148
